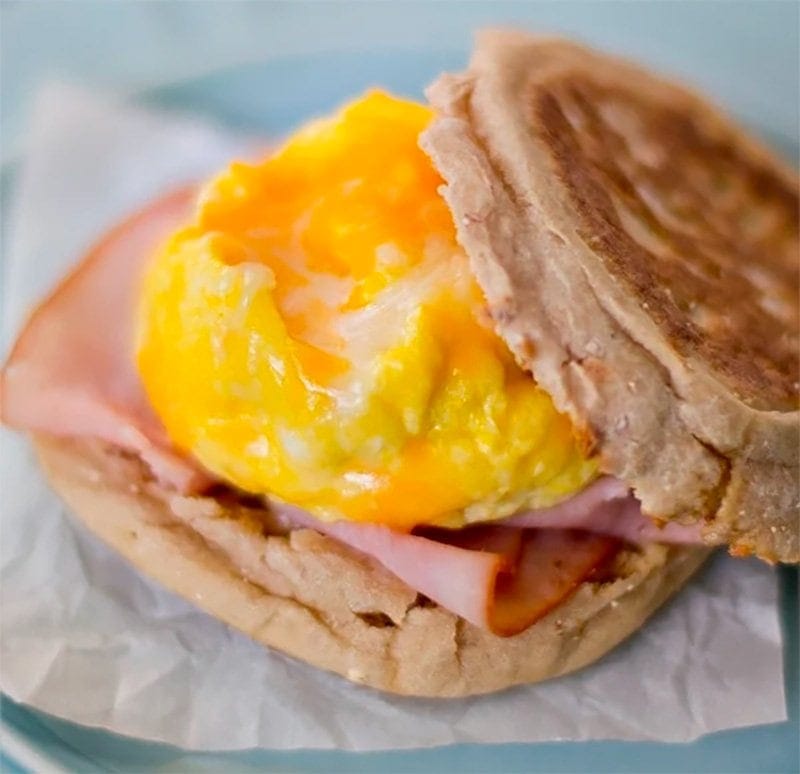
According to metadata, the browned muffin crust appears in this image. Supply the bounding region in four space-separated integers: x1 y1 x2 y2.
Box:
421 31 800 561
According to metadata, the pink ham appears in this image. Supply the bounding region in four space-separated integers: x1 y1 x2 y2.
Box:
263 500 617 634
503 479 705 545
261 480 701 632
1 188 211 493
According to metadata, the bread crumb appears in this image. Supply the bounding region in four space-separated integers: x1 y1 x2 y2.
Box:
347 667 365 682
585 340 604 356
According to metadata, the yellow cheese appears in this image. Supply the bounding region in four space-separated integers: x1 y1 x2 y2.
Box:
137 91 597 529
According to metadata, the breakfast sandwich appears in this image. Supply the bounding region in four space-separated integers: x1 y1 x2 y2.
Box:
2 31 797 697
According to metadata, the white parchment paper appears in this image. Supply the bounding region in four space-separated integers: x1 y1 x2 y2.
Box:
0 83 787 751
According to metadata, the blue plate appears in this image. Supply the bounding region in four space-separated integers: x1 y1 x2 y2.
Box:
2 48 799 773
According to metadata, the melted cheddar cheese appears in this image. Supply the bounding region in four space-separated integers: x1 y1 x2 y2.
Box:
137 91 597 528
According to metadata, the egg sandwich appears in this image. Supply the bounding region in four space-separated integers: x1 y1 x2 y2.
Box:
2 31 797 697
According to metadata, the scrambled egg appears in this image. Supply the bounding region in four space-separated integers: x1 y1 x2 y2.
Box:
137 91 597 529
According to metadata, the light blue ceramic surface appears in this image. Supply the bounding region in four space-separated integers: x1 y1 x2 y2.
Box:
2 6 799 772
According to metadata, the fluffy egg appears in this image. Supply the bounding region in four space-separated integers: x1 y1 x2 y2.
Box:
137 91 597 529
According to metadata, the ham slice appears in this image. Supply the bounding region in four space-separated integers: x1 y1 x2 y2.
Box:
1 188 211 493
261 500 617 634
504 479 704 545
2 187 702 636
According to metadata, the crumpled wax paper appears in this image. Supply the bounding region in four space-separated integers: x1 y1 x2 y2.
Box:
0 82 787 751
